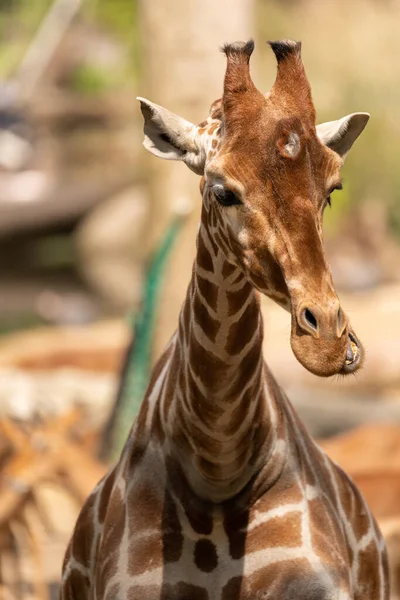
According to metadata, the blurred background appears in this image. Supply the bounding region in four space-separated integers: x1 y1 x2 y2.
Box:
1 0 400 598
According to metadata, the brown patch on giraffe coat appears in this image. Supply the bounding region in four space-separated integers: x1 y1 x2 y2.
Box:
161 582 209 600
198 127 207 135
185 367 225 425
143 342 173 444
194 538 218 572
162 490 184 563
197 452 236 482
224 342 261 400
247 557 335 600
189 328 228 388
335 466 371 541
193 293 220 343
209 204 217 228
128 531 162 575
308 496 349 572
214 231 231 256
227 388 266 451
98 467 116 525
62 540 72 572
215 210 228 234
249 509 302 552
208 122 219 135
221 259 237 278
104 583 120 600
128 480 163 535
232 270 245 284
126 483 164 576
198 120 208 128
165 456 214 535
376 533 390 600
175 363 188 410
224 508 249 560
253 473 303 514
162 356 179 428
226 280 253 316
128 436 147 470
152 402 166 445
63 569 90 598
126 398 151 471
196 233 214 273
226 298 259 356
357 539 381 596
145 341 173 404
181 291 191 335
225 388 253 435
71 491 95 566
128 585 160 600
196 273 218 312
202 220 219 256
222 576 242 600
96 486 125 595
212 138 218 149
151 370 170 445
297 447 319 489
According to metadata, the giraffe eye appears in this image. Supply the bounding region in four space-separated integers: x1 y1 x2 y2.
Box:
212 184 241 207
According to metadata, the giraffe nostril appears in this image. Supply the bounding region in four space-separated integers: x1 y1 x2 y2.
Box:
303 308 318 332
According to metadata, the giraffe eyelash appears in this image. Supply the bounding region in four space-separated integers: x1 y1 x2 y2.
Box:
326 182 343 207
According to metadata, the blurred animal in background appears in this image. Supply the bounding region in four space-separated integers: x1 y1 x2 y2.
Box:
320 423 400 600
61 40 388 600
0 409 106 599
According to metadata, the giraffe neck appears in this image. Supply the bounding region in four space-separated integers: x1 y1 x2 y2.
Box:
166 205 285 503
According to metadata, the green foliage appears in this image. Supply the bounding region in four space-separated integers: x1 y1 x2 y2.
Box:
86 0 137 40
0 0 139 83
0 0 53 77
0 313 46 335
85 0 140 82
69 63 114 95
33 235 75 269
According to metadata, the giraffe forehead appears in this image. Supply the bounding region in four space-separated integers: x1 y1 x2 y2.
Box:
212 133 339 196
215 107 331 173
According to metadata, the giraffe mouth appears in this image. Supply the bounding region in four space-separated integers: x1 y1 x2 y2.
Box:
341 332 361 374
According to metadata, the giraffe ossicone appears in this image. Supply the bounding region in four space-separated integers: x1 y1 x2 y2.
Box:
61 40 388 600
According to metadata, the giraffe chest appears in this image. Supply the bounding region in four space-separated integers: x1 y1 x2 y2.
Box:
97 494 352 600
100 531 351 600
165 521 349 600
89 446 373 600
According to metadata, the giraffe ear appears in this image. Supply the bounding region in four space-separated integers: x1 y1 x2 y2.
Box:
137 97 205 175
316 113 370 159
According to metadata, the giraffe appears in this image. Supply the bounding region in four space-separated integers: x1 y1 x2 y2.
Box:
61 40 389 600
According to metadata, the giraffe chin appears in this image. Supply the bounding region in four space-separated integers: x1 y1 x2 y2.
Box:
290 327 364 378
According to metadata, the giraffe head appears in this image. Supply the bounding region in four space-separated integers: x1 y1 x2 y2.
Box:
138 40 369 378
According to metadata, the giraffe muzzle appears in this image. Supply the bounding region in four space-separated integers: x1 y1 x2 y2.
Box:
295 301 346 340
290 299 364 377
